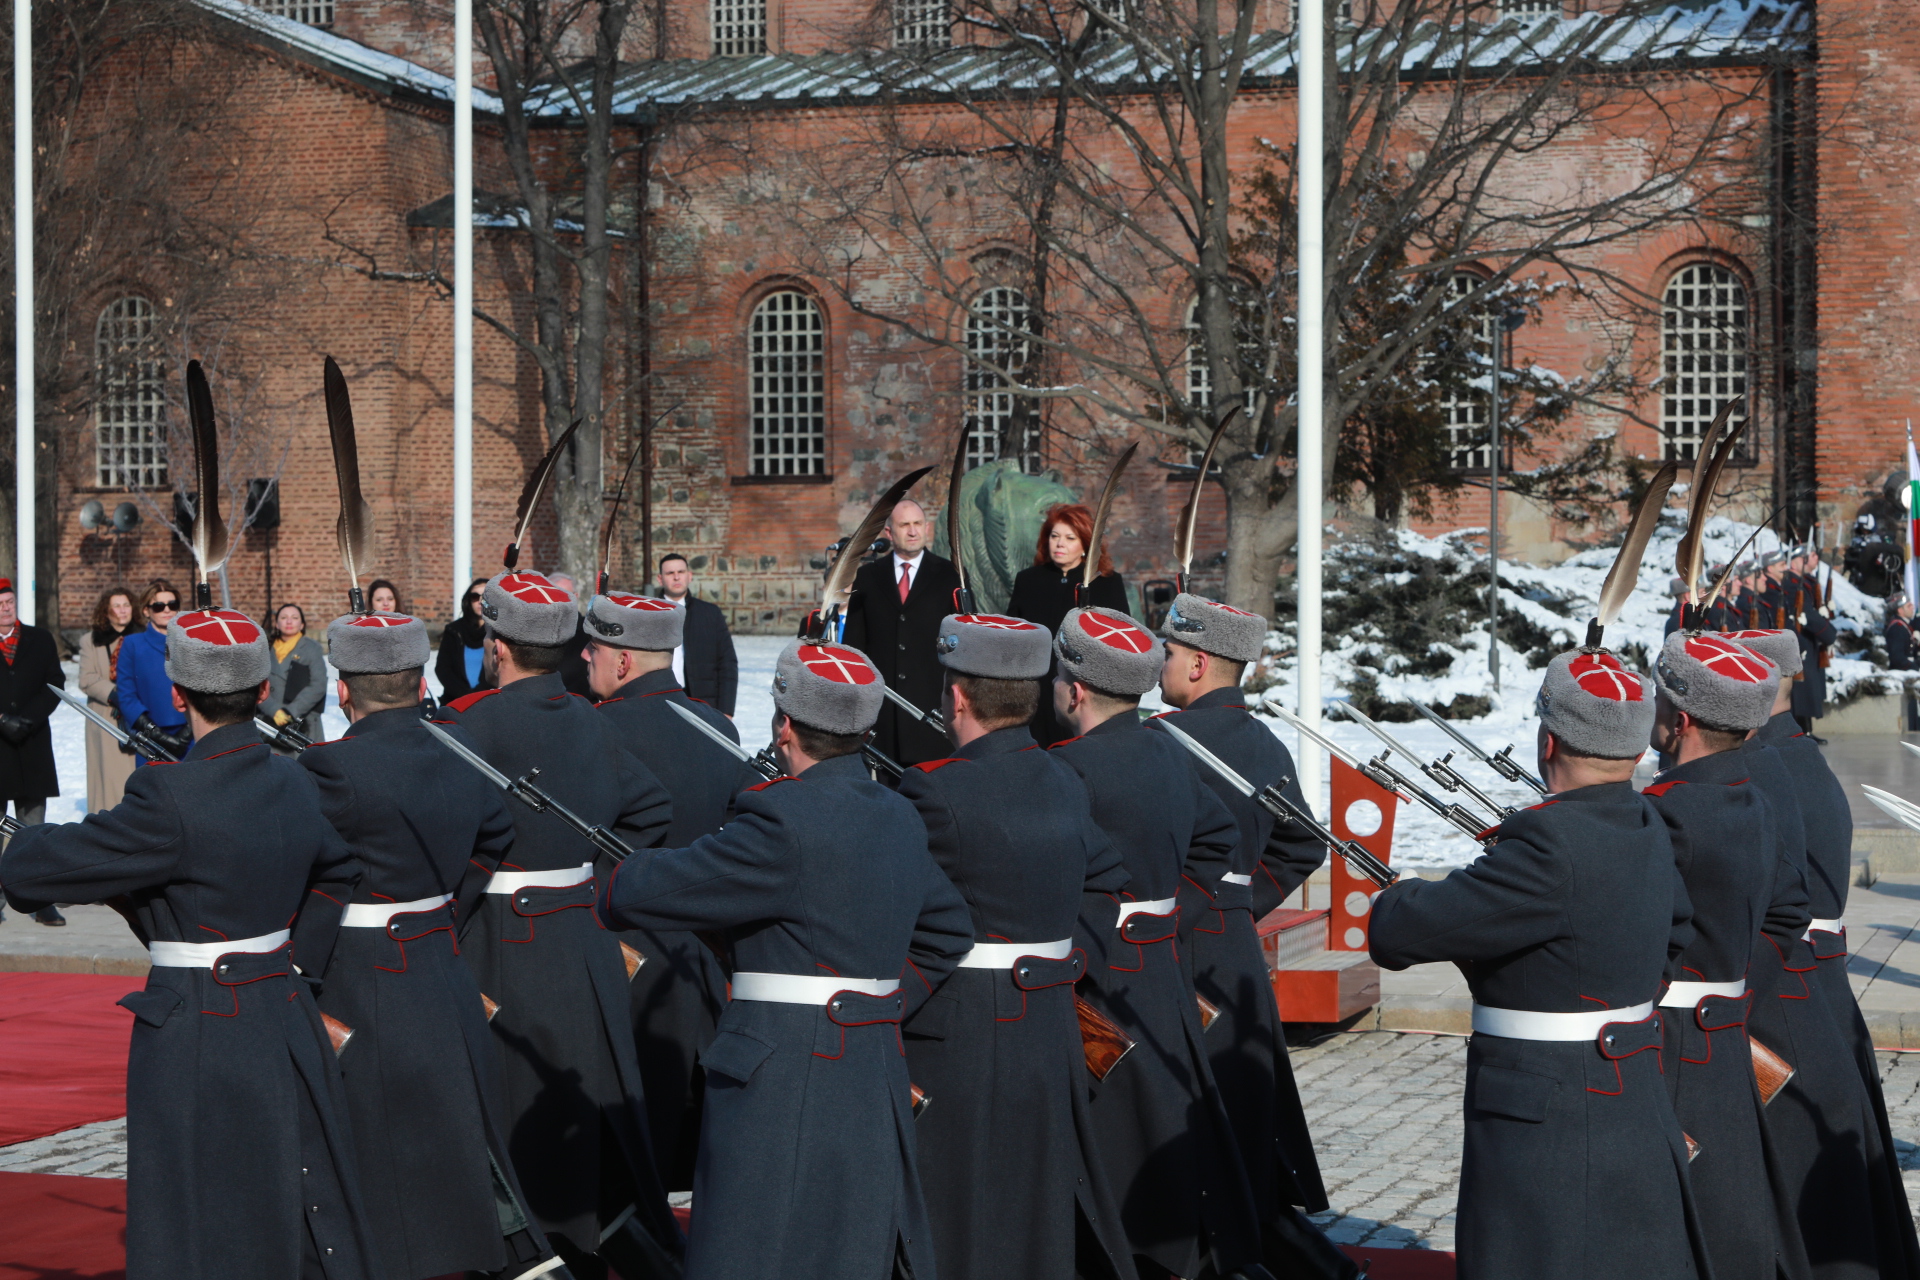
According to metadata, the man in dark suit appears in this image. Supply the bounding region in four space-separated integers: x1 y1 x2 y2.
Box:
0 577 67 925
657 554 739 717
839 501 962 764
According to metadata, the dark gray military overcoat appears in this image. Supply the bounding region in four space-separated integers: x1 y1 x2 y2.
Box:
0 722 378 1280
598 752 974 1280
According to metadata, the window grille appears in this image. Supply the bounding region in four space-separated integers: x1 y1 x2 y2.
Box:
1184 292 1262 466
94 298 168 490
1661 264 1748 464
1497 0 1557 16
255 0 333 27
964 287 1040 474
1441 274 1496 471
749 292 827 477
712 0 767 55
895 0 951 48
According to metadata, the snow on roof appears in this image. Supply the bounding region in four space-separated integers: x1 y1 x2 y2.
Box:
604 0 1806 113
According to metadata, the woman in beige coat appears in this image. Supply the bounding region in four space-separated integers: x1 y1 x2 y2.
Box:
76 585 138 810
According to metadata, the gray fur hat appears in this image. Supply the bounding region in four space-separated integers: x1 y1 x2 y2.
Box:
1535 649 1655 759
1718 628 1802 678
480 572 578 647
327 612 430 675
1654 631 1778 731
165 609 271 694
936 613 1052 679
585 592 683 651
1163 593 1267 664
773 640 885 736
1056 607 1162 698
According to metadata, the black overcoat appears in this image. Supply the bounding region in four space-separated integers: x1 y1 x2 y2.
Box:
595 666 756 1190
893 725 1139 1280
1148 691 1328 1222
1049 712 1263 1278
1750 715 1920 1278
840 552 964 764
0 623 64 799
0 723 377 1280
1642 752 1811 1280
297 706 559 1279
597 752 974 1280
433 674 681 1258
680 596 740 716
1368 782 1713 1280
1006 564 1130 746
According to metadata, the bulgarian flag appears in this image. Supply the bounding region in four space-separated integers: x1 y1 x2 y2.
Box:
1908 420 1920 605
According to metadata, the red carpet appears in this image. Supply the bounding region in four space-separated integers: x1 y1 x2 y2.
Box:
1342 1244 1457 1278
0 1172 126 1279
0 973 139 1145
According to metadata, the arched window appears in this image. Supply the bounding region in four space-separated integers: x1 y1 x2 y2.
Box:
749 291 827 477
94 297 167 490
964 287 1040 474
1661 263 1749 464
1441 273 1496 471
712 0 767 55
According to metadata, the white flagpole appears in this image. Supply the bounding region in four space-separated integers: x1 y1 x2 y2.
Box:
1295 0 1324 813
452 0 473 612
14 0 31 624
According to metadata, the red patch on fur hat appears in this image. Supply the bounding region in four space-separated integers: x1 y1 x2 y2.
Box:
1567 651 1643 702
346 613 412 629
1079 613 1153 653
498 573 571 604
175 610 264 645
1684 634 1773 682
796 644 877 685
606 592 676 611
952 614 1039 630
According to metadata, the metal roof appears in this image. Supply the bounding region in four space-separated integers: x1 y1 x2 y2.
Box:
596 0 1807 115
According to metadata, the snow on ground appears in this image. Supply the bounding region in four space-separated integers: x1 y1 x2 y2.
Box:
43 515 1885 872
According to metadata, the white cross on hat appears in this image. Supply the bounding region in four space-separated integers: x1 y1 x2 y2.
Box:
798 644 877 685
953 614 1038 630
178 610 263 645
1080 612 1152 653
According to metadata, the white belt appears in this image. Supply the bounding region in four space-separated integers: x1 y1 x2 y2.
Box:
1471 1000 1657 1041
730 972 901 1005
1659 978 1747 1008
341 893 454 928
957 938 1075 969
1114 897 1178 927
1803 918 1844 941
1220 873 1253 886
486 863 594 894
149 929 291 970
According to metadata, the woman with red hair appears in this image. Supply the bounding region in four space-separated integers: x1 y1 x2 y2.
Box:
1008 502 1132 742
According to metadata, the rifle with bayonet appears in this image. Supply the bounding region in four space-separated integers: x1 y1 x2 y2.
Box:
256 716 313 753
1407 700 1547 796
1155 718 1397 889
49 683 181 762
1269 704 1494 842
882 684 948 740
945 426 978 615
1331 699 1513 823
422 719 639 864
668 694 901 785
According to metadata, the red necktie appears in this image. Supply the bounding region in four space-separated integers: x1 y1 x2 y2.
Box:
898 561 912 603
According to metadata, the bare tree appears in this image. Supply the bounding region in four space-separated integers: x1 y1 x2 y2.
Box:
709 0 1788 612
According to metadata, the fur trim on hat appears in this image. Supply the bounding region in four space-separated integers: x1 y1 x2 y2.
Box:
481 572 578 647
1163 593 1266 664
327 612 430 675
586 592 684 651
1653 631 1777 731
165 609 271 694
772 640 885 736
1055 607 1161 697
1717 629 1802 678
1535 649 1655 759
935 614 1051 679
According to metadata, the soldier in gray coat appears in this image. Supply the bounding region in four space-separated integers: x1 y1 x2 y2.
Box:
598 639 974 1280
1370 646 1711 1280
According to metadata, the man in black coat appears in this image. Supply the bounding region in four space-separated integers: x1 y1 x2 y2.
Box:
300 610 565 1280
584 588 755 1190
0 608 379 1280
0 577 66 924
1369 646 1710 1280
1725 628 1920 1280
433 572 683 1280
1047 606 1265 1279
1642 630 1810 1280
658 553 740 716
841 499 963 764
1152 594 1337 1271
892 613 1138 1280
597 639 973 1280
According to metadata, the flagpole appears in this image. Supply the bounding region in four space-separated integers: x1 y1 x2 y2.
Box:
1296 0 1324 815
1905 420 1918 607
452 0 473 614
14 0 32 624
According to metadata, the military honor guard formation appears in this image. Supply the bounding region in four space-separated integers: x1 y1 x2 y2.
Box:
0 370 1913 1280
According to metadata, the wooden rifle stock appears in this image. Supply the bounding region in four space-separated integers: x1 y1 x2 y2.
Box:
1075 995 1136 1080
1751 1036 1795 1105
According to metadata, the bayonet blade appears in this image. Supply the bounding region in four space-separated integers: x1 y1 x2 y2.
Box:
423 718 518 793
1409 701 1547 795
1267 703 1367 773
49 683 133 749
665 698 760 769
1863 785 1920 834
1155 718 1259 800
881 684 946 735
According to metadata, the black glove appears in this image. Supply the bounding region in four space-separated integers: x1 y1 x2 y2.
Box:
133 714 190 759
0 714 36 746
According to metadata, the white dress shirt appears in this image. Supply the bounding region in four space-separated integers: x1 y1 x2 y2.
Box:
666 594 687 684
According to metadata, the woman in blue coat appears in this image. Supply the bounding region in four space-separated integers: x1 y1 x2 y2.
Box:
116 580 190 760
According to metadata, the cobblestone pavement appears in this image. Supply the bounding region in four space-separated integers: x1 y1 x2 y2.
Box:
3 1032 1917 1256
